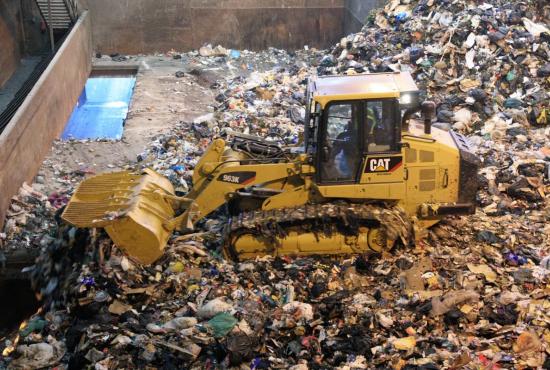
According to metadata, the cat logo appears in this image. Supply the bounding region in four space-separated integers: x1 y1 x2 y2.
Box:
365 156 402 173
217 171 256 185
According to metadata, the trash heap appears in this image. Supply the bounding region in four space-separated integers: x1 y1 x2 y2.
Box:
4 215 549 369
1 0 550 368
0 183 59 252
322 0 550 128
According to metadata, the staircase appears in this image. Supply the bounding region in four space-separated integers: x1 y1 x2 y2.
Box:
35 0 78 31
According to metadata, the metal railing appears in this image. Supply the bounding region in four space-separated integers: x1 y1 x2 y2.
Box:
63 0 79 21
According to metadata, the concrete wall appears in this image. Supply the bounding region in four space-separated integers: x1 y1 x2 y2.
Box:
0 12 92 229
0 0 22 87
80 0 347 53
344 0 385 34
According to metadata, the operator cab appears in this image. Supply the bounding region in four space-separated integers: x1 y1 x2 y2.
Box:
303 73 420 184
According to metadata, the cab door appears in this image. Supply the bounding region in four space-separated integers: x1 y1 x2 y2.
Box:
360 99 406 199
317 101 364 184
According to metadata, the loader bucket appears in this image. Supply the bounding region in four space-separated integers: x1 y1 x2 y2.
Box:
61 169 177 264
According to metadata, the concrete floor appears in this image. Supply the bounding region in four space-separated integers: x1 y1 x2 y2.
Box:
36 55 217 194
0 57 41 113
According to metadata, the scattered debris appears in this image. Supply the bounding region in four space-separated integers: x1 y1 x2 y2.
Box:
1 0 549 368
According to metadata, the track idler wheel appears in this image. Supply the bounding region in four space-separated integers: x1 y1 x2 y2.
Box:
367 228 390 253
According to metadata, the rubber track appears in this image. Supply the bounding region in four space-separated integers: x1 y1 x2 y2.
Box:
224 202 413 255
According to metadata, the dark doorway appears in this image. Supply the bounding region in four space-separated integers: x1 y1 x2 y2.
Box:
0 278 40 336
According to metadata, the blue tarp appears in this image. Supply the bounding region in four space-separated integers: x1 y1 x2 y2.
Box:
61 76 136 140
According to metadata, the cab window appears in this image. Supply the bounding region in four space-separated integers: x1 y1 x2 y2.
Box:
320 102 362 182
365 99 398 153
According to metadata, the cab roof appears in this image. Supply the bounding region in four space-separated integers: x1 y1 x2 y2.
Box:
310 72 418 107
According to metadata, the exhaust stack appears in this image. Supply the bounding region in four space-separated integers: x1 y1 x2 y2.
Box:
422 101 436 135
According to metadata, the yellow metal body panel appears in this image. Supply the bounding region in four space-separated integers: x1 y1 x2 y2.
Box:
231 227 377 260
262 185 311 210
316 183 404 200
314 92 399 108
401 122 460 215
311 72 417 108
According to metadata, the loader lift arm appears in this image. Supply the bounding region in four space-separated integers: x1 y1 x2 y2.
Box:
162 137 313 231
166 160 314 231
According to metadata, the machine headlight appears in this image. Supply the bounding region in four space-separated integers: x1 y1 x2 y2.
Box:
399 91 420 108
400 94 412 105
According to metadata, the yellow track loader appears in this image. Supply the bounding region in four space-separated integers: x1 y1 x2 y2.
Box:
62 72 480 264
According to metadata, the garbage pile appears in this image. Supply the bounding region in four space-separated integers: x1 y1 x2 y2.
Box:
3 214 549 369
1 0 550 368
323 0 550 129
